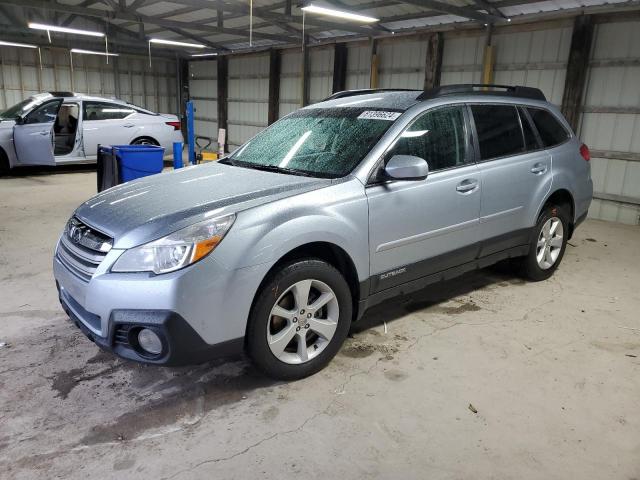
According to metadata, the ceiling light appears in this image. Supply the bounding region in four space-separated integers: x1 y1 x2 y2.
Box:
149 38 205 48
301 4 379 23
28 22 105 37
0 40 37 49
191 52 218 57
71 48 119 56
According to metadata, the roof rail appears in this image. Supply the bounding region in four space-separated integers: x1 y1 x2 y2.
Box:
324 89 419 101
417 84 546 101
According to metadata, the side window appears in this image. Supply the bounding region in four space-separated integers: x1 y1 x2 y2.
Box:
471 104 524 160
25 100 61 124
387 106 468 172
519 107 540 151
83 102 135 121
527 108 570 148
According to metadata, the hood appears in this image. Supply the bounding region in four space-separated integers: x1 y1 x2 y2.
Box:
75 162 333 248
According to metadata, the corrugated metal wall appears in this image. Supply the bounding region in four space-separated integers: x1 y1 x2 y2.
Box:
189 59 218 147
492 23 571 106
441 21 572 105
279 49 302 118
308 46 334 104
378 37 427 89
227 53 269 149
346 43 370 90
0 47 178 113
579 20 640 224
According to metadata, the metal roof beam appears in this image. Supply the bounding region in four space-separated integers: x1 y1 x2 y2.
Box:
0 0 298 43
396 0 504 23
469 0 508 19
168 0 385 36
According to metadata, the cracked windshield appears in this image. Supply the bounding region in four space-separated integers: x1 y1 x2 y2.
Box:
223 108 401 178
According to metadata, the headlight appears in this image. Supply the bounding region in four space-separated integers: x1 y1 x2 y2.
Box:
111 214 235 274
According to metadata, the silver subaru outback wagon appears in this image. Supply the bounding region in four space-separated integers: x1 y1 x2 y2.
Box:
53 84 593 380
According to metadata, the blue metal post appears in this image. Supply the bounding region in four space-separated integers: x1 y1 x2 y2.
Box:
186 100 195 165
172 142 183 169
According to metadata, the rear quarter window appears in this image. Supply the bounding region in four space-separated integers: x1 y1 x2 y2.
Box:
527 108 570 148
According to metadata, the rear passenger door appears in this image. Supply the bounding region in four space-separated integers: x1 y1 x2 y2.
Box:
469 104 552 255
82 101 136 159
366 105 482 293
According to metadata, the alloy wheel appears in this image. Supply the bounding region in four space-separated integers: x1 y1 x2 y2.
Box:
536 216 564 270
267 279 339 364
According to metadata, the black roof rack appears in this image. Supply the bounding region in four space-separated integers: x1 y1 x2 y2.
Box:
324 89 419 101
417 84 546 101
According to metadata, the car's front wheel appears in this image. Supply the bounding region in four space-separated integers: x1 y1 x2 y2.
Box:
0 151 10 176
247 259 352 380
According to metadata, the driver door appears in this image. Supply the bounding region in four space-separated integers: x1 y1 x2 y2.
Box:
365 105 482 293
13 99 62 166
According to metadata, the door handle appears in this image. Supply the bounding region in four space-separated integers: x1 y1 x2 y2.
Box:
456 179 478 193
123 124 135 128
531 163 548 175
40 130 50 136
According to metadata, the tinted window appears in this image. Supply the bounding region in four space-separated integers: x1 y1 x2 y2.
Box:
387 106 468 171
519 107 540 151
25 100 61 124
227 108 394 178
84 101 135 121
527 108 570 147
471 104 524 160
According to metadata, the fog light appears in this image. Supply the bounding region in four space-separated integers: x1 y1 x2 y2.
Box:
137 328 163 355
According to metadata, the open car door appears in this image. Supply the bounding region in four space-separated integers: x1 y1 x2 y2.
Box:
13 99 63 166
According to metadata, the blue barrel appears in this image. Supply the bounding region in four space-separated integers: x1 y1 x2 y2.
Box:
113 145 165 183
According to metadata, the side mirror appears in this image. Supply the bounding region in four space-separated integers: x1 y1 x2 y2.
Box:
384 154 429 181
14 116 24 125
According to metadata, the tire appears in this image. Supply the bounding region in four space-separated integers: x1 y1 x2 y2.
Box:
246 258 352 380
519 204 570 281
0 151 9 176
131 137 158 146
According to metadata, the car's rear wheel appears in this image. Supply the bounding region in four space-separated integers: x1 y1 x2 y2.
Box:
246 259 352 380
519 205 569 281
131 137 159 146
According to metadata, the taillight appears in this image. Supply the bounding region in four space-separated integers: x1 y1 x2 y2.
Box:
579 143 590 161
166 121 181 131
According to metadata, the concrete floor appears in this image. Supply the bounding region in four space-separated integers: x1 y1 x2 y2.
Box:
1 167 639 480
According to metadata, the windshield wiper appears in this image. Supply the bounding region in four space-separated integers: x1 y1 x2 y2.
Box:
247 164 315 177
223 160 314 177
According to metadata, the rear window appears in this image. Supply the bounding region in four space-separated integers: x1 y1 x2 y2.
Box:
84 101 135 121
527 108 570 148
471 104 524 160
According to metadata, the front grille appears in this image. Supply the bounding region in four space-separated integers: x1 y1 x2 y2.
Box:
56 217 113 282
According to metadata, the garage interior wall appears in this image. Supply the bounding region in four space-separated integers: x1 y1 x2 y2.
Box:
279 49 303 119
578 20 640 224
226 53 269 150
189 59 218 149
0 47 178 114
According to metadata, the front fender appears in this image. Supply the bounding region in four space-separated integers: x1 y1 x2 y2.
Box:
211 178 370 282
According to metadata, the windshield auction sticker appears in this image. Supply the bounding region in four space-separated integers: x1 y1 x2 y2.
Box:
358 111 402 121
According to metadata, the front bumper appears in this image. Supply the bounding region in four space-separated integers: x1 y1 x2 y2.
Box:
58 282 243 365
53 242 270 365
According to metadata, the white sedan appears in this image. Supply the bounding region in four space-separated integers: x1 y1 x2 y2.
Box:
0 92 183 174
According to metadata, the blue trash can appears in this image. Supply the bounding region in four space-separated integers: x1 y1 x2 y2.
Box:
112 145 165 183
